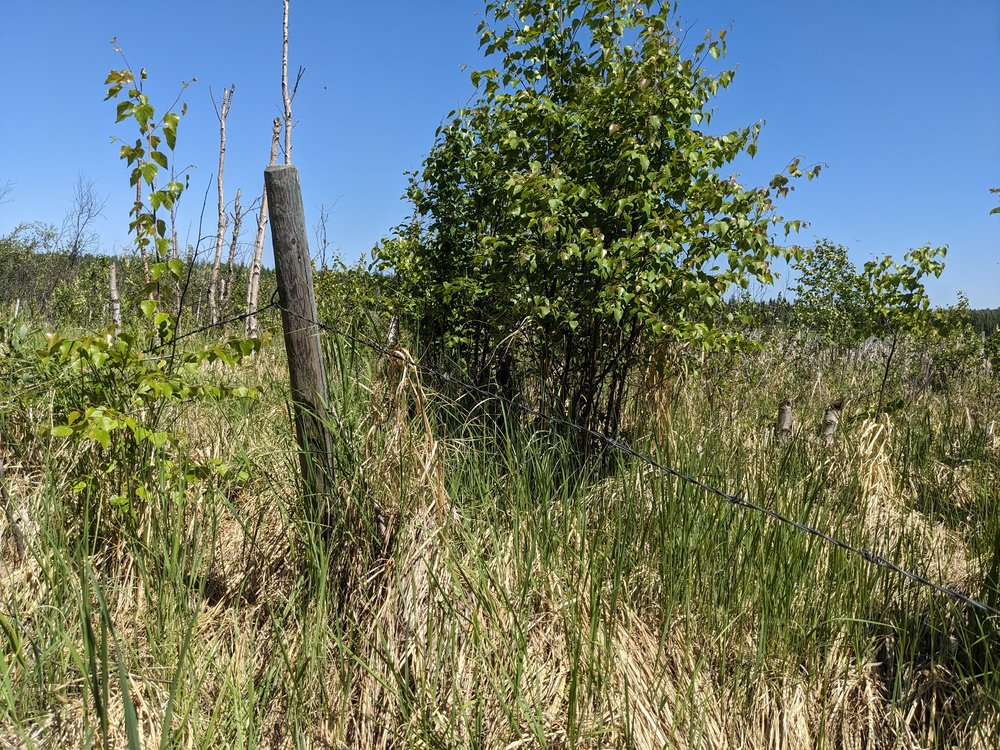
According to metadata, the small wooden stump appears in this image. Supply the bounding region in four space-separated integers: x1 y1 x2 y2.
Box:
776 398 793 443
822 399 843 446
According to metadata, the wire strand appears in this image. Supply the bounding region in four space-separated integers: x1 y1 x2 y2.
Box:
143 300 280 353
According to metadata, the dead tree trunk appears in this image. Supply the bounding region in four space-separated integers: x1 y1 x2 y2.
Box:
208 85 235 327
220 187 243 319
282 0 292 163
246 118 282 337
109 257 122 337
280 0 304 164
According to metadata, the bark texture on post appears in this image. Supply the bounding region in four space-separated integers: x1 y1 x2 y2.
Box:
265 164 337 505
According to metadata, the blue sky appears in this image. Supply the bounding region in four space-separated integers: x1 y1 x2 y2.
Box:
1 1 998 306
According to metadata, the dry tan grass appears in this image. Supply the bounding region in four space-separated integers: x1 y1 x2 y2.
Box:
1 346 998 749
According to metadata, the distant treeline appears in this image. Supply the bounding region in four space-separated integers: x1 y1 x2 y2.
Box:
969 308 1000 336
729 296 999 336
3 221 998 343
1 221 388 337
0 222 278 330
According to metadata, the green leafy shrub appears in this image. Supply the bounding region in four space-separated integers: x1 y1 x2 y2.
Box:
860 245 947 413
0 58 272 547
314 256 390 337
791 239 870 349
379 0 816 439
984 327 1000 378
916 295 984 392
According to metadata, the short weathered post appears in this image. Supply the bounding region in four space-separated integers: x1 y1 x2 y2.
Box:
0 439 26 563
265 164 337 510
822 399 843 447
776 398 793 443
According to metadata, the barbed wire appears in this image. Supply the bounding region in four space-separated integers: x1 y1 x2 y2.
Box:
144 300 281 354
278 303 1000 619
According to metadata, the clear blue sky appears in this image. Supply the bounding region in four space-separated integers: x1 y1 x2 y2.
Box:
1 1 997 306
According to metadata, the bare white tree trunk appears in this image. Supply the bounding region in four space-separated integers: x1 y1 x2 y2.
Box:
386 315 399 349
246 118 282 337
280 0 304 164
109 257 122 337
282 0 292 163
208 85 235 326
220 187 243 318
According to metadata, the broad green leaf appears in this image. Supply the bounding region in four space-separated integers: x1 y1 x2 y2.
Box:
139 161 158 186
133 102 154 128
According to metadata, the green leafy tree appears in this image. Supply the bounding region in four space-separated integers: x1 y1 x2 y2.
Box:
919 293 983 392
985 327 1000 378
25 57 267 546
790 239 869 349
862 245 946 412
379 0 815 439
105 66 186 283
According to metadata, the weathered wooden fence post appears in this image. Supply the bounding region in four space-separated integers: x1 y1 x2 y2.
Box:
265 164 337 510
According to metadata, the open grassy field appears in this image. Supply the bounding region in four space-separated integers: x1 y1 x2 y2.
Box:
1 318 998 749
3 0 998 746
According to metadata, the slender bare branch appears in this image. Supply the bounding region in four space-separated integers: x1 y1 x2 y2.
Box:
221 187 243 316
0 179 14 206
209 85 235 325
247 118 282 337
